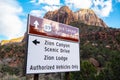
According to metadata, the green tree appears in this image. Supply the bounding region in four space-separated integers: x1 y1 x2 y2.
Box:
70 60 97 80
110 52 120 80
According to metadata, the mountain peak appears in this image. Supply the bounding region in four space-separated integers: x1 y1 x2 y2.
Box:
59 6 70 10
44 6 108 28
75 9 108 28
58 6 71 13
76 9 95 14
44 6 76 24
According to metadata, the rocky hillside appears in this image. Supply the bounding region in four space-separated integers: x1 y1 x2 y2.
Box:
0 23 120 79
44 6 108 28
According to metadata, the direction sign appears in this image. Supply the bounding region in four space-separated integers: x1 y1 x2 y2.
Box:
26 15 80 74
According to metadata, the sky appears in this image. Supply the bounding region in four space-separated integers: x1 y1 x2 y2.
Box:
0 0 120 41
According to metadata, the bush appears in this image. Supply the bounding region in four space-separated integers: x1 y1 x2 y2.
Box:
70 60 97 80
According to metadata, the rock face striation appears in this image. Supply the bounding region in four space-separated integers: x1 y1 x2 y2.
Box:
74 9 108 28
44 6 76 24
44 6 108 28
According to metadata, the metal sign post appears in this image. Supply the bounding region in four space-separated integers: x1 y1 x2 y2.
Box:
34 74 39 80
65 72 70 80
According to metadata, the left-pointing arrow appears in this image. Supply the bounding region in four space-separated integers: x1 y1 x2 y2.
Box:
32 39 40 45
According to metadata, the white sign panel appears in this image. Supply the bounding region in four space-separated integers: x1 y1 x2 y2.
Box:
26 15 80 74
26 35 80 74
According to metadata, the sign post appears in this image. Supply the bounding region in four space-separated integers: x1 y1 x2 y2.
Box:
34 74 39 80
26 15 80 79
65 72 70 80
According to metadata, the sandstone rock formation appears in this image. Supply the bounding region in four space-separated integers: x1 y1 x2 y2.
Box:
75 9 108 27
0 36 24 45
44 6 76 24
44 6 108 28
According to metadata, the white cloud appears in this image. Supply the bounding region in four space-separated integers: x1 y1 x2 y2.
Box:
29 0 112 18
30 0 61 16
117 0 120 2
30 0 36 3
30 10 45 17
0 0 24 40
30 0 60 5
30 5 60 17
43 5 60 11
39 0 60 5
65 0 112 17
92 0 112 17
65 0 92 9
